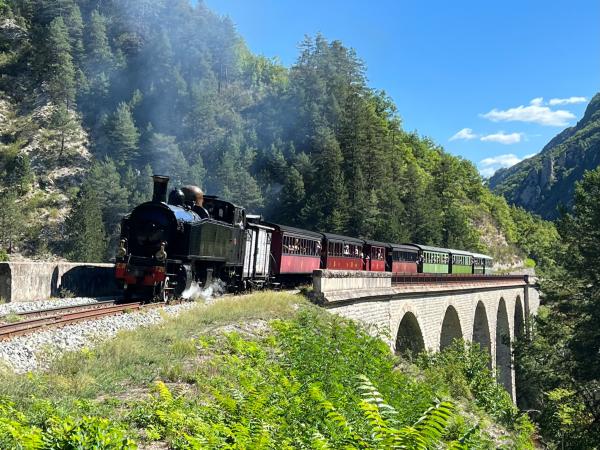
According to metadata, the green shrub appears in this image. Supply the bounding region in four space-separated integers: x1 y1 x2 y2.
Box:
417 341 526 427
0 398 134 450
524 258 536 268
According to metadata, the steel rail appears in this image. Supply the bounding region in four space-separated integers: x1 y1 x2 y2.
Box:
0 302 146 340
0 300 119 324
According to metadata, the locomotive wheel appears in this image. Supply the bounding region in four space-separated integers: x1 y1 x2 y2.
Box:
160 277 170 302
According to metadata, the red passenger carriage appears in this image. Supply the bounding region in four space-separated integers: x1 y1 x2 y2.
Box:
269 224 322 275
363 240 387 271
322 233 364 270
387 244 419 273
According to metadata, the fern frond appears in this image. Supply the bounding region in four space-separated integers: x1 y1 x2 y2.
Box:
154 381 173 403
356 375 398 421
413 401 455 444
309 384 366 448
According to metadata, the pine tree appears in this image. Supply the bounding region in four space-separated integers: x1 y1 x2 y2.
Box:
212 147 264 210
104 103 140 168
64 184 107 262
50 104 78 158
5 151 33 195
277 166 305 226
84 159 130 259
36 0 76 24
84 10 113 100
266 143 288 184
122 164 153 207
565 168 600 379
65 4 84 66
308 126 349 233
146 133 189 185
45 16 76 108
0 191 22 254
185 158 207 188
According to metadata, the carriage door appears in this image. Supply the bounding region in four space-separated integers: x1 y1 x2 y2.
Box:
254 228 272 278
243 228 255 278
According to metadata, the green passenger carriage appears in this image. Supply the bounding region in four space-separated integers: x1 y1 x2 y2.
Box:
409 244 450 274
449 249 472 274
472 253 494 274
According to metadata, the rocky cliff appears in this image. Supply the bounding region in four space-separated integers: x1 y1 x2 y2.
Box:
0 15 92 257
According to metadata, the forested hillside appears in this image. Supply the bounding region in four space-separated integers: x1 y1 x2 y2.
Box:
490 93 600 219
0 0 554 263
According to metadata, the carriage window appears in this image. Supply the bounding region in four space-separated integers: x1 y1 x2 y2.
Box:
372 247 384 260
283 236 289 254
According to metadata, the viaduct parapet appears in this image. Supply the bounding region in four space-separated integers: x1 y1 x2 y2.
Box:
312 270 540 401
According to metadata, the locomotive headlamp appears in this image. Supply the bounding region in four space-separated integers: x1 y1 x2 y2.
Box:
116 239 127 258
155 242 167 262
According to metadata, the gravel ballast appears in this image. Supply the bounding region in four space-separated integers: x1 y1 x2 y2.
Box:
0 297 101 317
0 300 201 373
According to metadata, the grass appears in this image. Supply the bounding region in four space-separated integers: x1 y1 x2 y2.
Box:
0 291 535 449
2 313 23 323
0 291 301 404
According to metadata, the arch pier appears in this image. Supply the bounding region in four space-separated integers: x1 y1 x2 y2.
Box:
312 270 539 401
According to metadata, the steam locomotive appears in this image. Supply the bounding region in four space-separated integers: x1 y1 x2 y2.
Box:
115 175 494 301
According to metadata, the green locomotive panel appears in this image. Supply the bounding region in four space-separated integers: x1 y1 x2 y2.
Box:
188 221 245 265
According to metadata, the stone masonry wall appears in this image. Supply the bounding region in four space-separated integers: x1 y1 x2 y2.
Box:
313 271 538 401
0 262 119 302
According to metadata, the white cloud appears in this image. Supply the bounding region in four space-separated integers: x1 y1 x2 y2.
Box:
481 98 575 126
449 128 478 141
480 132 523 144
480 153 523 168
479 167 497 178
478 153 525 177
548 96 587 105
530 97 544 106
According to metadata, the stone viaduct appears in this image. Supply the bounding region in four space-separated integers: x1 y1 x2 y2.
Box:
312 270 540 401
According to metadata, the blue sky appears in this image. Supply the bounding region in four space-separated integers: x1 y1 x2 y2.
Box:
204 0 599 177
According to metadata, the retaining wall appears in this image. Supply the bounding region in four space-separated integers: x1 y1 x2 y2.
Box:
0 262 119 303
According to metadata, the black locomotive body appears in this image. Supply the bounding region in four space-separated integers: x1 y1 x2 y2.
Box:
115 176 249 300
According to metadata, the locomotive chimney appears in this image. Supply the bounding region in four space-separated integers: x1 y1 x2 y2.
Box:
152 175 169 203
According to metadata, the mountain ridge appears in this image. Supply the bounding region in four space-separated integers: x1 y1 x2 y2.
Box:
489 93 600 219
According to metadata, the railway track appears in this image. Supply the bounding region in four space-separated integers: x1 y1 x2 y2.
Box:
0 301 150 340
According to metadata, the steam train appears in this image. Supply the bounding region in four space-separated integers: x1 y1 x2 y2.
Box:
115 176 494 301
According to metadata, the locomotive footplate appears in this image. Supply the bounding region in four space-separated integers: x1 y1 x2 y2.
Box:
115 256 175 287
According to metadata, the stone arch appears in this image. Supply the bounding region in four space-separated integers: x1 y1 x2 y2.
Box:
440 305 463 350
395 311 425 357
472 301 492 368
514 295 525 339
496 298 512 394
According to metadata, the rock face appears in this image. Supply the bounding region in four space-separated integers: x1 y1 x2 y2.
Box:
0 15 92 256
489 93 600 219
